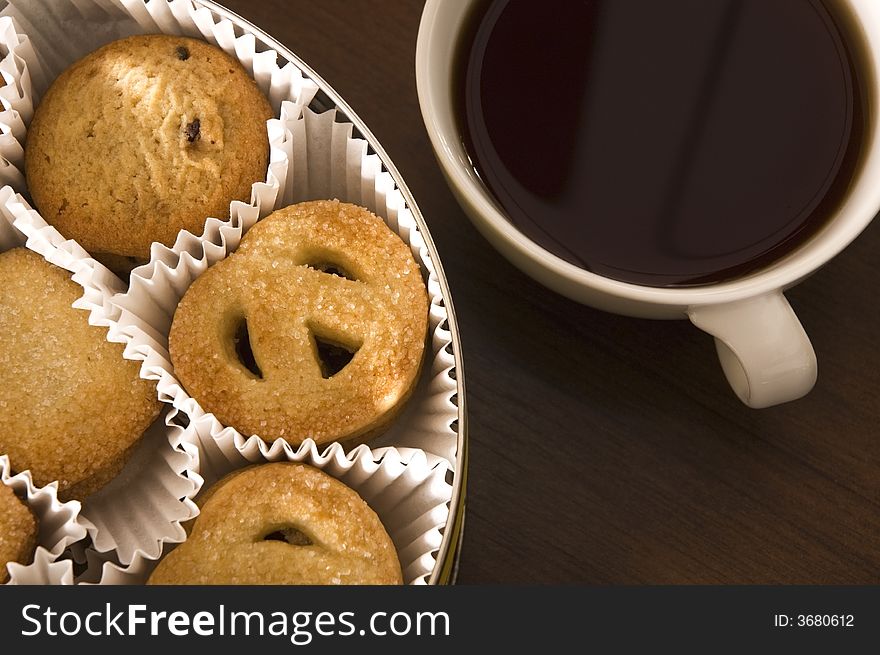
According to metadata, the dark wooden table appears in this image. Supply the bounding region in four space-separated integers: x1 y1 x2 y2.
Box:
222 0 880 584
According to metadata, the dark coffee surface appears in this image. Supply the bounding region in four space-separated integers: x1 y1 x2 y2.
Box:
460 0 864 287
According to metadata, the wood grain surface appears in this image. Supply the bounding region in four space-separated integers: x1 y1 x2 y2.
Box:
221 0 880 584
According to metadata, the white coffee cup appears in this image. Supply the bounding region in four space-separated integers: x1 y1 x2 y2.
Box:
416 0 880 408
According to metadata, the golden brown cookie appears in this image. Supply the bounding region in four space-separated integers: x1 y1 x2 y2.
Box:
169 200 428 445
26 34 273 261
0 248 162 499
0 483 36 584
147 463 402 585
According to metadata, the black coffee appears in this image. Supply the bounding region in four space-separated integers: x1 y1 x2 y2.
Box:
457 0 865 287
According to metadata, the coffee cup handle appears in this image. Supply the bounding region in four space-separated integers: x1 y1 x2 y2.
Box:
687 291 817 408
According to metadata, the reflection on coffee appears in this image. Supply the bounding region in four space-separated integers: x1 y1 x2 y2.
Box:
457 0 866 287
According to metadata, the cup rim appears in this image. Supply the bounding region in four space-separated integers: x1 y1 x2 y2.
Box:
416 0 880 307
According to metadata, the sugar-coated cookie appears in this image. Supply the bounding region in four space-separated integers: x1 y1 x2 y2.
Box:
0 248 162 498
169 200 428 446
147 463 403 585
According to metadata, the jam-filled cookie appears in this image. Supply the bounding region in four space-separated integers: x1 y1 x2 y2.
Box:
169 200 428 445
147 463 403 585
0 483 36 584
26 34 273 265
0 248 162 498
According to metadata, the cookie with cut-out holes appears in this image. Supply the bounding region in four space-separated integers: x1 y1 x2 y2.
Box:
0 483 36 584
168 200 428 445
147 463 402 585
26 34 272 266
0 248 162 499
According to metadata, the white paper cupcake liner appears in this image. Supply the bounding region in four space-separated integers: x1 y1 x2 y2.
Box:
113 101 459 468
0 189 201 568
0 15 44 192
1 0 321 219
1 455 86 585
85 443 452 586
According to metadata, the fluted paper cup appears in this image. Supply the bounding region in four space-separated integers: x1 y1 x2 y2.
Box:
85 443 452 585
1 455 86 585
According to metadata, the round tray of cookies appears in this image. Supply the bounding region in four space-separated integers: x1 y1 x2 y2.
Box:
0 0 466 586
